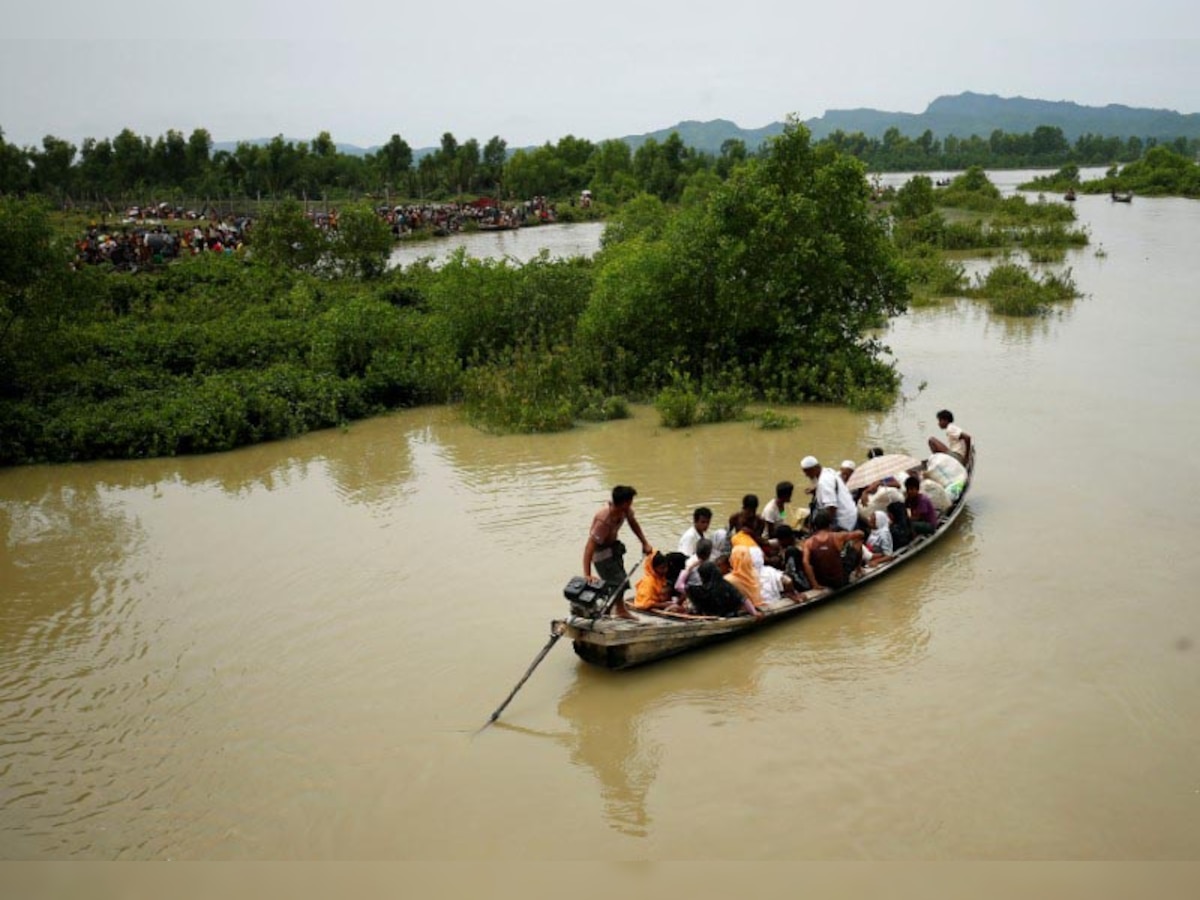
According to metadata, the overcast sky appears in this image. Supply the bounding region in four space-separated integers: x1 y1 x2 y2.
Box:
3 1 1199 151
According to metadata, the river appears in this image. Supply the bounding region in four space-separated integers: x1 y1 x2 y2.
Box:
2 173 1199 859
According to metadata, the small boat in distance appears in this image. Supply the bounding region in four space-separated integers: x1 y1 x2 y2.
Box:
557 451 976 670
1064 189 1077 202
1111 190 1133 203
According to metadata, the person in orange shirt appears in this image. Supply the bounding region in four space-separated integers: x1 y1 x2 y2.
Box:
632 551 681 612
725 545 764 610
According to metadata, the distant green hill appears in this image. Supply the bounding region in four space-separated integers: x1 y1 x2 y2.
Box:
620 118 786 153
622 92 1200 154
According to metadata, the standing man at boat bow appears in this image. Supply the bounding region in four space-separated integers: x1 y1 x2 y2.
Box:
584 485 654 620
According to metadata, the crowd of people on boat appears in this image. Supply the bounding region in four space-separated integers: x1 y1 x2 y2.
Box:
582 410 972 622
379 196 556 236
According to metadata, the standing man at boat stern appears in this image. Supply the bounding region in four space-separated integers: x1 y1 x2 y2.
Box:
584 485 654 620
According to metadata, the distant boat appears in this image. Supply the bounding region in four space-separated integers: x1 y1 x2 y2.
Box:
1064 190 1077 202
1111 190 1133 203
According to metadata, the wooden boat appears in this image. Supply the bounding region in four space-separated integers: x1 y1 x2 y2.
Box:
556 451 975 669
1064 190 1077 202
1111 190 1133 203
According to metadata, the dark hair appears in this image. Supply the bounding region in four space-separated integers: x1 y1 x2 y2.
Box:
775 524 795 542
612 485 637 505
904 475 920 490
694 506 713 523
867 447 885 459
775 480 794 501
810 510 832 531
887 501 912 546
652 551 667 569
741 493 759 511
695 538 713 559
936 409 954 423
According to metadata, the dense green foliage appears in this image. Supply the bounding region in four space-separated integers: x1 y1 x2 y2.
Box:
1019 147 1200 198
579 123 908 406
1 124 921 463
0 139 1111 464
887 167 1087 307
653 369 752 429
1085 147 1200 198
822 126 1193 172
891 167 1088 261
250 200 394 278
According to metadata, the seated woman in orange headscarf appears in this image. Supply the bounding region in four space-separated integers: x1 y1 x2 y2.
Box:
632 551 681 612
724 544 765 610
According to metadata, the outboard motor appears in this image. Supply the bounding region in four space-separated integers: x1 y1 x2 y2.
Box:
562 577 609 619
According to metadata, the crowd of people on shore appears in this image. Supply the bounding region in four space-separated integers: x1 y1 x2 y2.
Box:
583 411 972 621
75 218 250 269
73 195 564 269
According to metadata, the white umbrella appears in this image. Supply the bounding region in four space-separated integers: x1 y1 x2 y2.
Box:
845 453 922 491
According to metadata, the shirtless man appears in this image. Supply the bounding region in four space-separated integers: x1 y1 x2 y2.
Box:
584 485 653 620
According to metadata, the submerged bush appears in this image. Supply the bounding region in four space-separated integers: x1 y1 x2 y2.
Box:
575 387 630 422
655 381 700 429
967 261 1080 316
901 244 966 298
756 409 800 430
460 344 578 433
698 381 750 424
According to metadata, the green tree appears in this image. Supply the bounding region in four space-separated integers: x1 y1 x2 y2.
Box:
588 139 635 201
78 137 116 198
327 204 394 279
893 174 936 219
481 136 507 194
0 197 76 352
454 138 480 196
248 199 324 271
30 136 76 199
0 129 32 195
1030 125 1070 162
151 129 189 188
376 133 414 195
582 122 908 402
112 128 151 193
716 138 748 179
186 128 213 182
504 145 568 198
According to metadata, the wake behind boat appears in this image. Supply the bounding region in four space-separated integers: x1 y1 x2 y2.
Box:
555 449 975 670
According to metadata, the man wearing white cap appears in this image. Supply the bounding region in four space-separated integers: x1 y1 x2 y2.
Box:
801 455 859 532
839 459 857 484
928 409 972 464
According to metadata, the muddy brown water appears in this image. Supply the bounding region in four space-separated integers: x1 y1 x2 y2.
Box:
3 174 1200 858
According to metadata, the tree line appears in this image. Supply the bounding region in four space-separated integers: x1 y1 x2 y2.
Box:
0 125 734 207
826 125 1198 172
4 120 1198 207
